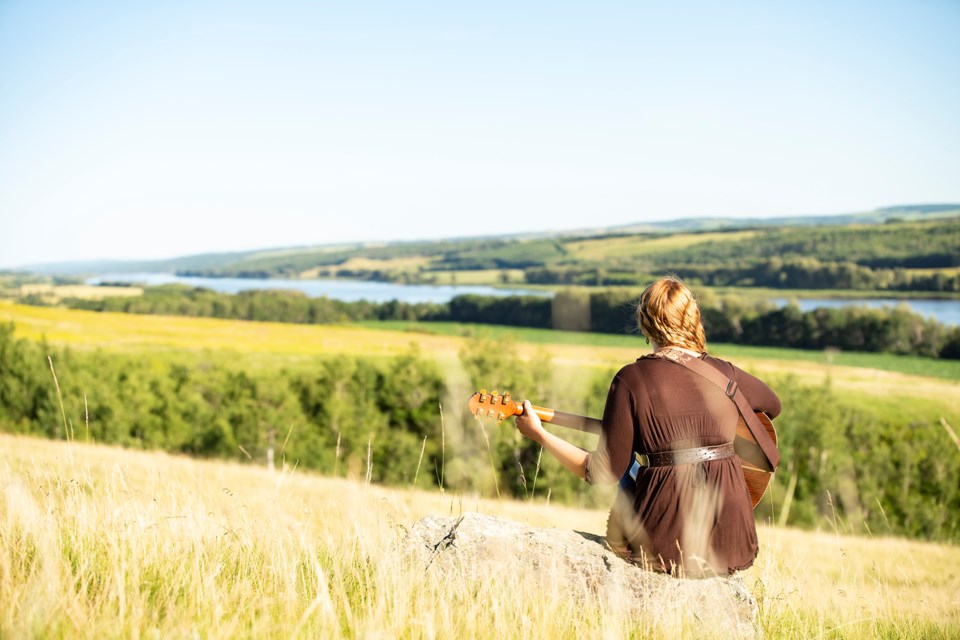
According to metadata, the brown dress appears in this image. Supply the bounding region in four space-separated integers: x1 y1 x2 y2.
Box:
585 353 781 576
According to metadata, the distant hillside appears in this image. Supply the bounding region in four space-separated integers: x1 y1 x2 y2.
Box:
609 203 960 234
876 204 960 215
17 243 371 277
14 203 960 279
19 251 260 277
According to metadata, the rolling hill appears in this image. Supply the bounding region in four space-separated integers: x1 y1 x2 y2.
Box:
14 203 960 279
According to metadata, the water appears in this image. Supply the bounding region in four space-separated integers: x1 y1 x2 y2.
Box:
86 272 551 305
771 297 959 326
86 273 958 325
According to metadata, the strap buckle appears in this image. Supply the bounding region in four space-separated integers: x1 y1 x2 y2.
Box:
725 379 738 398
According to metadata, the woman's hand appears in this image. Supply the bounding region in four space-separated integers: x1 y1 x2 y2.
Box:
515 400 589 480
514 400 547 444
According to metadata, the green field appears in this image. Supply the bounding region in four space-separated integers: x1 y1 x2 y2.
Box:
357 320 960 381
3 302 958 417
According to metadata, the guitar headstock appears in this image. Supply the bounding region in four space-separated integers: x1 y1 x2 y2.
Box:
467 389 521 423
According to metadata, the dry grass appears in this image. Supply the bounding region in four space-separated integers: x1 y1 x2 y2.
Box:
731 356 960 418
901 266 960 277
1 433 957 639
300 255 430 278
3 287 958 637
17 284 144 301
0 300 462 359
424 269 527 286
752 525 960 637
564 230 760 261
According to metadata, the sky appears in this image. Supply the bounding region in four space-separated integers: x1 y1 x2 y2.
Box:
1 1 958 268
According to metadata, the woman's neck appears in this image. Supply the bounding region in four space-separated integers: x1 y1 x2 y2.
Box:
653 344 703 358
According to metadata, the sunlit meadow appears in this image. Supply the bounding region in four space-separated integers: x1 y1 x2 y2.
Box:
2 433 958 639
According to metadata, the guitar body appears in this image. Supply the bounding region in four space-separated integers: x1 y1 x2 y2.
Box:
735 412 777 508
468 391 778 509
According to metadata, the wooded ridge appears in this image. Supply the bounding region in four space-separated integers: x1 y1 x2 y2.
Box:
13 207 960 294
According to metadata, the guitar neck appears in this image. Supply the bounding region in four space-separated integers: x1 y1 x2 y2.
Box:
527 404 602 435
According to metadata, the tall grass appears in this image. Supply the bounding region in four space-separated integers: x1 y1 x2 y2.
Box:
2 433 957 639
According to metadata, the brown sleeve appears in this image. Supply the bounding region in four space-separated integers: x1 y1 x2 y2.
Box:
731 364 782 419
585 372 636 485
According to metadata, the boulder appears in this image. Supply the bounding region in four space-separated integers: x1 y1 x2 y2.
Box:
403 512 757 638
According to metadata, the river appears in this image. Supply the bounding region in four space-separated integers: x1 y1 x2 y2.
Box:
770 297 959 326
86 273 551 305
87 273 959 326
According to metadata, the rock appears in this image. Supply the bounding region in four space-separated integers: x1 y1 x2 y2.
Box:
403 512 757 639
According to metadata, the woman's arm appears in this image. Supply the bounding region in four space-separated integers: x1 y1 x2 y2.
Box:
734 367 782 419
515 400 589 479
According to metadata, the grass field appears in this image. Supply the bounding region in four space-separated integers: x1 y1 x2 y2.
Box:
359 319 960 382
0 300 452 359
300 255 431 278
564 230 761 261
421 268 527 285
16 283 145 301
1 433 957 639
2 298 960 637
6 300 958 379
362 321 960 425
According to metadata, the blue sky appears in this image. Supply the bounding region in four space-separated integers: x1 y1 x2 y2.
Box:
1 1 958 267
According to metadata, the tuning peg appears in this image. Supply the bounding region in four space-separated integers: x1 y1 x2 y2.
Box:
491 389 499 397
479 388 487 395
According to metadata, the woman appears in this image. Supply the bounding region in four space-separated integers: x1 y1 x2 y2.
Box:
515 276 781 576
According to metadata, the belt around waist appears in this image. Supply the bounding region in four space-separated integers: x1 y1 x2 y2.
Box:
619 442 735 491
639 442 735 468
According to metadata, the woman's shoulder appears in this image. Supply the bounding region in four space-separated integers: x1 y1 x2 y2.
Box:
703 353 736 372
611 358 666 384
704 354 782 416
624 355 675 372
620 353 705 382
703 353 761 380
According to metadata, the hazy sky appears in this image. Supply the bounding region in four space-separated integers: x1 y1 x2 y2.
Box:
1 1 958 268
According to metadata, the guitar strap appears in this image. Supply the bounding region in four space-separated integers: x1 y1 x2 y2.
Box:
648 348 780 472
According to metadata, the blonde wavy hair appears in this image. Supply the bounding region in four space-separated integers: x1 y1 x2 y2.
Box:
636 276 707 352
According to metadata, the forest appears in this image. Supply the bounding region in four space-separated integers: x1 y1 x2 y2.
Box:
159 217 960 292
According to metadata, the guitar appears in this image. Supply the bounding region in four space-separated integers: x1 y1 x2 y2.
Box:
467 390 777 508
